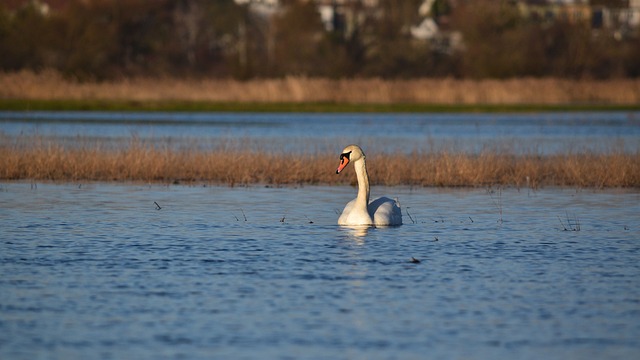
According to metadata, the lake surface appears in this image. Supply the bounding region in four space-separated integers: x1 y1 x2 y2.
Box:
1 110 639 358
1 182 639 359
1 111 639 154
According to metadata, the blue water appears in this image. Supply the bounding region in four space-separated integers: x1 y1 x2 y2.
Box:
1 183 639 359
1 111 639 154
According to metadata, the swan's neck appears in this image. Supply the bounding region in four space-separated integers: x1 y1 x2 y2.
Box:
354 158 370 211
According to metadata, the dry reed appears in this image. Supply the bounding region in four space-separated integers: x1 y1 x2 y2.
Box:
2 70 640 105
1 139 638 188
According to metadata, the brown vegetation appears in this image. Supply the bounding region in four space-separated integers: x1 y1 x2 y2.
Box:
2 139 638 188
2 71 640 105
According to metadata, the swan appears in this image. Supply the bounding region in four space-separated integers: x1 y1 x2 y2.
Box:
336 144 402 226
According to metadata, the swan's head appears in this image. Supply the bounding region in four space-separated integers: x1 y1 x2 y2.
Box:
336 144 365 174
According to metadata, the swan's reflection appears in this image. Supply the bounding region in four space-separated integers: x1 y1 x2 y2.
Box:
339 225 370 241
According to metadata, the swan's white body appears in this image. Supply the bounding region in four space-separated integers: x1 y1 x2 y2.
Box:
336 145 402 226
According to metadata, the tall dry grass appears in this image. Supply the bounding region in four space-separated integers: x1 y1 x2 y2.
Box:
2 70 640 104
1 139 638 187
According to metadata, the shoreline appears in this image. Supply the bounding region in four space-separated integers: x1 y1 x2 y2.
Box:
2 179 640 192
2 72 640 113
2 99 640 113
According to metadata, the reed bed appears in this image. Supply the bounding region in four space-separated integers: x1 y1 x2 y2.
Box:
1 140 638 188
2 70 640 105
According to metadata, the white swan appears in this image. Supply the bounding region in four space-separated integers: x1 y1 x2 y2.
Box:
336 145 402 226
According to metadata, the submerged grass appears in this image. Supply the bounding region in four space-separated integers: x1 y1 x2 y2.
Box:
1 138 638 188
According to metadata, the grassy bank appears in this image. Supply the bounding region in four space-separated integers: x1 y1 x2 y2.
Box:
2 99 639 113
2 71 640 112
2 140 638 188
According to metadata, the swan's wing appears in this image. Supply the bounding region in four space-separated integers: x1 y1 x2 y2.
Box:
369 197 402 226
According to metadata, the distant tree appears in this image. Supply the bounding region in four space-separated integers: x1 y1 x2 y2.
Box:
450 0 640 79
590 0 630 6
622 28 640 77
360 0 433 78
451 0 535 78
51 0 120 79
271 0 332 76
169 0 245 77
208 1 249 78
0 2 53 71
431 0 453 18
317 0 371 78
1 0 637 79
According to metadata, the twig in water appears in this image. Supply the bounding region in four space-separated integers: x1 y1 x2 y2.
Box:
154 201 162 210
406 207 416 224
558 212 580 231
557 216 568 231
304 215 314 224
487 187 503 224
572 213 581 231
241 209 247 221
469 216 474 223
433 214 445 223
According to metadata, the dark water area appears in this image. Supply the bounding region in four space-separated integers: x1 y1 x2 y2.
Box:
1 111 639 154
1 183 639 359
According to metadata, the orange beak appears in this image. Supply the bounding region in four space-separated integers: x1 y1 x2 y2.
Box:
336 156 350 174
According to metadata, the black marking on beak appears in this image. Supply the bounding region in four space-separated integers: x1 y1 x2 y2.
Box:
339 151 352 162
336 151 352 174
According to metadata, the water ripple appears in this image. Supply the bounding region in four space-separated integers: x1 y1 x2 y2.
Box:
1 183 639 359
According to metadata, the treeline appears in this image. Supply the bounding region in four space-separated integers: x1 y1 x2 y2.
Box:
1 0 639 80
